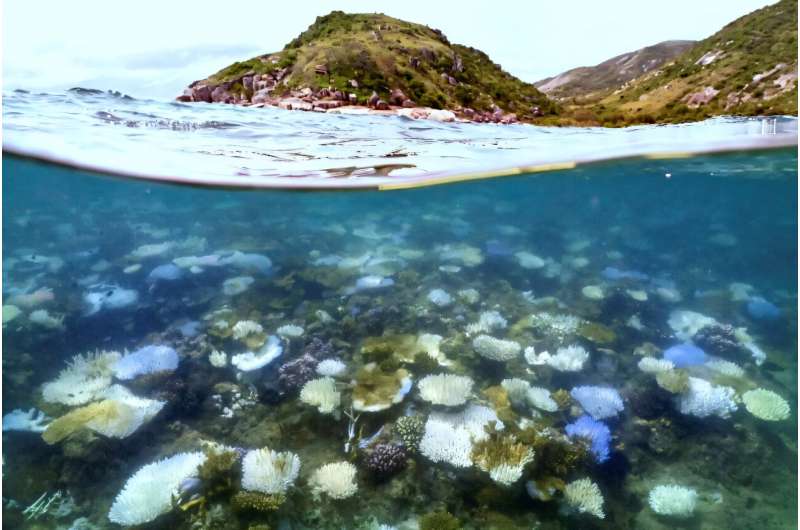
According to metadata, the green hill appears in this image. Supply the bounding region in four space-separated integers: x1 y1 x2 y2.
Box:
535 40 696 101
577 0 797 125
183 11 557 122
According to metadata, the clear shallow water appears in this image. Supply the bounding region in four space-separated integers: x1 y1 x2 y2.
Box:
2 89 797 187
2 145 797 529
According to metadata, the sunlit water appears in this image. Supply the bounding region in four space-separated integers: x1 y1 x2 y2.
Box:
1 89 798 530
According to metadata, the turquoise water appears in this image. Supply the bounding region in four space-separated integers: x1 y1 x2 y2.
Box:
1 94 798 530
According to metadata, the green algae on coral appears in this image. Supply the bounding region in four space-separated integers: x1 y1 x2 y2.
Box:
656 369 690 394
577 321 617 344
232 491 286 512
419 510 461 530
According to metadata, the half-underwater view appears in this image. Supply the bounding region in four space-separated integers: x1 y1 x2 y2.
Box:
2 2 798 530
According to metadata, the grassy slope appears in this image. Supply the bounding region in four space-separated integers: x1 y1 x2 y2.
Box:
536 40 696 100
204 11 557 120
571 0 798 126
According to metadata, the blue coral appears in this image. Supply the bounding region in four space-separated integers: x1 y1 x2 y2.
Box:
663 343 707 368
565 415 611 463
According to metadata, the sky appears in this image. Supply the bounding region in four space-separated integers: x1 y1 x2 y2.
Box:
3 0 778 100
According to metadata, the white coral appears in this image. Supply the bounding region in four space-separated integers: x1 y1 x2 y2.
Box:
208 349 228 368
299 377 341 414
241 448 301 494
418 374 473 406
527 386 558 412
668 310 718 341
231 335 283 371
547 344 589 372
564 478 605 519
419 404 503 468
316 359 347 377
501 378 530 405
232 320 263 340
108 452 206 525
466 311 508 336
648 484 697 517
705 358 744 378
277 324 304 338
677 377 737 418
638 357 674 374
742 388 791 421
309 461 358 499
42 350 121 406
472 335 520 361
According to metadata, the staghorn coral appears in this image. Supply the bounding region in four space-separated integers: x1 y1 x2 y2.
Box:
471 430 535 486
564 478 605 519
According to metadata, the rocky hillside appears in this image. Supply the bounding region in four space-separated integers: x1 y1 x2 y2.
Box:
180 11 557 123
575 0 797 125
535 40 695 101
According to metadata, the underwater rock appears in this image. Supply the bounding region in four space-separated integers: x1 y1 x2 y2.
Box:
352 363 412 412
365 443 407 478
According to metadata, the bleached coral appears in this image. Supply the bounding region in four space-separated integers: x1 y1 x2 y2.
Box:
86 385 166 439
29 309 64 330
309 461 358 499
515 251 545 269
427 289 453 307
668 310 718 341
527 386 559 412
570 386 624 420
316 359 347 377
241 447 301 494
528 312 580 339
208 349 228 368
564 478 605 519
501 378 530 405
437 243 483 267
457 288 480 304
705 359 744 378
277 324 304 338
677 377 737 418
419 404 503 468
232 320 263 340
2 408 50 433
473 434 535 486
472 335 520 361
418 374 473 406
222 276 254 296
42 350 121 406
231 335 283 371
638 357 675 374
742 388 791 421
547 344 589 372
108 452 206 525
581 285 605 300
466 310 507 336
113 345 179 380
299 377 341 414
648 484 697 517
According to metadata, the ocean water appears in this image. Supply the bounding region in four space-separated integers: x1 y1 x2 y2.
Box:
2 90 798 530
